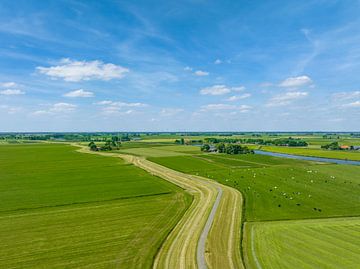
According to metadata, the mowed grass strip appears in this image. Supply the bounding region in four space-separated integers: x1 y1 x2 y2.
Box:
244 217 360 269
0 194 191 269
150 154 360 221
0 144 191 268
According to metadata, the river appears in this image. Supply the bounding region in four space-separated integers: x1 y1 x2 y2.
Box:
254 150 360 166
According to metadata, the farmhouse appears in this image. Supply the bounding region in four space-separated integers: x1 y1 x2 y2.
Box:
340 145 350 150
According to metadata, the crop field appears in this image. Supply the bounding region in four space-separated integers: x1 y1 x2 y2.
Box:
0 144 191 268
244 217 360 269
259 145 360 161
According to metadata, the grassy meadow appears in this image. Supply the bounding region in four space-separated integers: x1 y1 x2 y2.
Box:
0 144 191 268
244 217 360 269
143 144 360 268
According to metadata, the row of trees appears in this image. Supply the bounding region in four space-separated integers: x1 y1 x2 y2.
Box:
203 137 308 147
201 143 254 154
88 141 121 151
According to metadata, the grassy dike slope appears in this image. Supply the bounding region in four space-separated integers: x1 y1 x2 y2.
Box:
0 144 191 268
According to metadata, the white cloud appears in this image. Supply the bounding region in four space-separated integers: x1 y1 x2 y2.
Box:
194 70 209 76
32 102 77 116
64 89 94 98
343 100 360 108
201 103 251 112
214 59 222 64
160 108 184 116
200 85 245 96
201 85 230 95
226 93 251 101
231 86 246 92
1 82 17 88
0 89 25 95
37 58 129 82
96 100 148 115
332 91 360 100
96 100 147 108
184 66 193 71
267 91 308 107
50 103 77 112
279 76 312 88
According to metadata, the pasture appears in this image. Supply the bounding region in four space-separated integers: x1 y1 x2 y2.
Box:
149 154 360 221
244 217 360 269
0 144 191 268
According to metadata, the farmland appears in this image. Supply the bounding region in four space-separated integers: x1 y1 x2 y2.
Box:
146 145 360 268
0 144 191 268
244 217 360 269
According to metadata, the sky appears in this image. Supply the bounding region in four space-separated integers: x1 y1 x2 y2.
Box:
0 0 360 132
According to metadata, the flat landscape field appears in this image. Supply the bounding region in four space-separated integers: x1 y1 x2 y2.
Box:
150 153 360 221
244 217 360 269
0 144 191 268
146 147 360 268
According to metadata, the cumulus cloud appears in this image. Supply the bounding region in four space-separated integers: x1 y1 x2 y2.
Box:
0 89 25 95
63 89 94 98
267 91 308 107
50 103 77 112
194 70 209 76
279 76 312 88
37 58 129 82
201 103 251 112
95 100 147 107
343 100 360 108
214 59 222 64
184 66 193 71
1 82 17 88
200 85 245 96
95 100 148 115
32 102 77 116
226 93 251 101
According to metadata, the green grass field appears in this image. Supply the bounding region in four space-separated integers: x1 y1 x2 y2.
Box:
244 217 360 269
116 144 200 157
147 148 360 268
150 154 360 221
0 144 191 268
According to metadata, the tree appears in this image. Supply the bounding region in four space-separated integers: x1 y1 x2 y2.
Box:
201 144 210 152
216 143 226 153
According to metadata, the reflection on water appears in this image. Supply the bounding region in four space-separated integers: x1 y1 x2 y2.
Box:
254 150 360 166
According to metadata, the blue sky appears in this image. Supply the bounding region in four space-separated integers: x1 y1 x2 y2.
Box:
0 0 359 131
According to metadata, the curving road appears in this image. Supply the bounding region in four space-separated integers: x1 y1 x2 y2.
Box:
74 144 244 269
